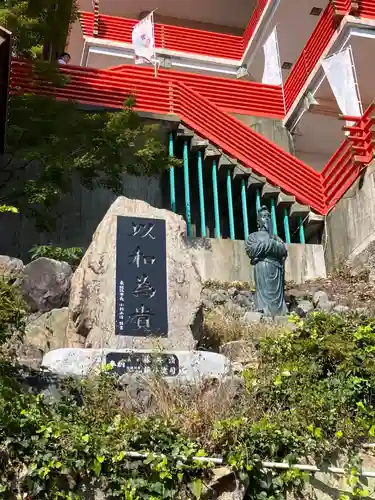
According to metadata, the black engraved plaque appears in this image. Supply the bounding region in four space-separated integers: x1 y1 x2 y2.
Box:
115 216 168 337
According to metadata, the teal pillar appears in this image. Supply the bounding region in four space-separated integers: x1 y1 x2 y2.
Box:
212 159 221 239
270 198 277 235
241 179 249 240
183 140 191 237
226 169 235 240
255 188 261 213
197 150 206 238
169 132 176 212
283 207 291 243
299 216 305 244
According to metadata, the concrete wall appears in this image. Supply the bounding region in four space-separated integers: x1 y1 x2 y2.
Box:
0 174 164 262
231 114 293 154
324 160 375 272
190 238 326 284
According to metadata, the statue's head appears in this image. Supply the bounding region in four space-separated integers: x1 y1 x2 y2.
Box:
257 206 271 232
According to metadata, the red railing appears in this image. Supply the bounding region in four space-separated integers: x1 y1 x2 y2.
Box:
284 2 336 111
321 104 375 210
330 0 352 15
9 60 375 215
10 60 284 118
106 64 284 118
174 81 326 213
79 12 244 60
243 0 269 48
357 0 375 19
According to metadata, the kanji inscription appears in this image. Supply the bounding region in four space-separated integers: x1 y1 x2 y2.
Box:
115 216 168 337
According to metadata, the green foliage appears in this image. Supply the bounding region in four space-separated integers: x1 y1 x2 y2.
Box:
3 94 180 227
0 0 78 59
29 245 83 266
0 279 27 345
1 311 375 498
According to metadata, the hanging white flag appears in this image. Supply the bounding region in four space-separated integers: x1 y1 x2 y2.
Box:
262 27 282 86
321 47 362 127
132 13 156 65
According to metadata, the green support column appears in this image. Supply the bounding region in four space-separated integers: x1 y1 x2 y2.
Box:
168 133 176 212
183 140 191 237
255 188 261 213
226 169 235 240
241 179 249 240
197 150 206 238
212 159 221 239
299 216 305 244
283 207 291 243
270 198 277 235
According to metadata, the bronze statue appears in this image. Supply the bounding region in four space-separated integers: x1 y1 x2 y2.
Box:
245 206 287 317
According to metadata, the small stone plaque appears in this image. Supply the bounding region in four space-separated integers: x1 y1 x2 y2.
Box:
115 216 168 337
106 352 180 377
42 348 231 382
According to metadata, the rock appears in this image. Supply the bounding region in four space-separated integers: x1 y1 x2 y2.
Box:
17 344 44 370
220 340 256 364
210 291 229 305
16 258 72 312
24 308 69 353
0 255 24 280
202 298 215 310
206 467 248 500
333 304 350 314
42 348 231 382
234 293 254 309
230 361 244 373
312 290 329 308
296 299 314 315
242 311 263 324
66 197 203 350
273 315 297 331
227 287 238 297
318 300 336 313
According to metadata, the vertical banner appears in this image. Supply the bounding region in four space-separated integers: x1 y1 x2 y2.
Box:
262 27 283 86
321 46 362 127
132 12 159 75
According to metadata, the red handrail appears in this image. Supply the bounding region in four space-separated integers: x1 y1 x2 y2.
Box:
10 60 284 118
357 0 375 19
9 60 375 215
243 0 269 47
284 2 336 111
174 81 326 212
321 104 375 210
331 0 352 15
79 12 244 60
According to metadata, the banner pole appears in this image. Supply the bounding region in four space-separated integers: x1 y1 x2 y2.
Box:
274 26 286 115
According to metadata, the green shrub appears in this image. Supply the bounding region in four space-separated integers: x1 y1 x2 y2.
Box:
0 279 27 346
29 245 84 267
0 311 374 498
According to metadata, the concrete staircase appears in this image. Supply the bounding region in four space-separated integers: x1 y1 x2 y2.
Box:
168 123 324 243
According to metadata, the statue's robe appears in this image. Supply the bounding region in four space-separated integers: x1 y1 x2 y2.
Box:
245 230 287 317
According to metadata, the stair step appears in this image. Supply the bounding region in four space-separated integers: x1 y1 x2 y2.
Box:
289 203 311 218
191 134 209 150
176 124 194 139
262 183 280 199
277 192 296 207
247 173 267 190
232 164 252 179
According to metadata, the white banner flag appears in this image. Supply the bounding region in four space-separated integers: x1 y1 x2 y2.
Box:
132 13 156 65
262 27 282 86
322 47 362 127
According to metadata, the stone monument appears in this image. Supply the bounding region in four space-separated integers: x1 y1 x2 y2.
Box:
65 197 203 350
245 206 287 317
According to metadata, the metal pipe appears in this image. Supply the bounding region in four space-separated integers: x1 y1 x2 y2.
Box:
169 132 176 212
111 451 375 478
183 139 191 236
283 207 291 243
226 168 235 240
197 150 206 238
270 198 277 236
212 159 221 238
241 179 249 240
